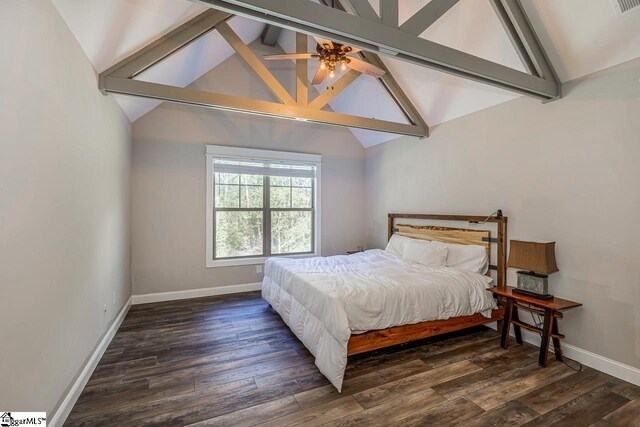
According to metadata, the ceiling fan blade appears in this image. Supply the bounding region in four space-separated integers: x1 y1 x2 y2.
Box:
313 36 334 50
264 53 317 60
311 66 328 85
346 57 386 78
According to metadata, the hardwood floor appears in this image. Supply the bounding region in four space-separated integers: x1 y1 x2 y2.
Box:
66 292 640 426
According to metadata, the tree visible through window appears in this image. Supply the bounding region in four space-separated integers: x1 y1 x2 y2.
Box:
211 157 317 260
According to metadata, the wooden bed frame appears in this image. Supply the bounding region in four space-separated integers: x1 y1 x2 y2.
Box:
347 212 508 356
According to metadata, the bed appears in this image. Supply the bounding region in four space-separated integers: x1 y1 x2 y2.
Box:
261 213 508 391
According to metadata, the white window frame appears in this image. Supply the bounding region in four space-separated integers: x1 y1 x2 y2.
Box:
206 145 322 268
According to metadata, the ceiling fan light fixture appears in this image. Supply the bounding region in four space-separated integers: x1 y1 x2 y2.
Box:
265 38 385 84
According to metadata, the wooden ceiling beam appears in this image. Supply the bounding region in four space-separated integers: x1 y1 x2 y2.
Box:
216 21 296 105
380 0 398 27
296 32 309 106
490 0 559 83
102 77 428 137
101 10 231 82
399 0 460 35
309 70 361 109
192 0 561 100
260 24 281 46
338 0 380 22
98 8 427 138
331 0 429 133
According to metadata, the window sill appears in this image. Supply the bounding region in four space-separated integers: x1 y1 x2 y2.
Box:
206 252 319 268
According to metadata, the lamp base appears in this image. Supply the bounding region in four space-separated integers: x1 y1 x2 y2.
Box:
512 287 554 300
516 270 549 295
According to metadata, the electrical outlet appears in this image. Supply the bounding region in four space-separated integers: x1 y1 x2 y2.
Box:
256 265 263 274
103 304 108 313
113 292 116 305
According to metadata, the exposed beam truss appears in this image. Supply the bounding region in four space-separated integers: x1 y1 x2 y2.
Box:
338 0 379 22
216 21 296 105
322 0 429 135
190 0 561 101
295 32 308 106
260 24 281 46
357 51 426 127
380 0 398 27
102 77 425 136
490 0 559 83
98 10 427 138
399 0 460 35
100 10 231 84
309 69 360 109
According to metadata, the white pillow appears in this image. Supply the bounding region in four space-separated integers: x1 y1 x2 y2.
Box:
384 234 412 258
402 239 448 268
443 243 488 274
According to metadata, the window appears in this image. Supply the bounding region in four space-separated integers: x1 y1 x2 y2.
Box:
206 145 321 267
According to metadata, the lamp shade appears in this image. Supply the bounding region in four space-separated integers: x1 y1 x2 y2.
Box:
507 240 559 274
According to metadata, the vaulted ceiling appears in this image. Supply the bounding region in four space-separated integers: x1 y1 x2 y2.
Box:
53 0 640 147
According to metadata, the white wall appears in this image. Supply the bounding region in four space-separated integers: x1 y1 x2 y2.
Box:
131 41 367 296
0 0 132 415
365 58 640 369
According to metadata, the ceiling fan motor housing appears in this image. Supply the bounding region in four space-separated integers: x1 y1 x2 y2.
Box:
316 43 351 72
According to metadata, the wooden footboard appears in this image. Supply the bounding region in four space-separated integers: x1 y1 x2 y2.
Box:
347 306 505 356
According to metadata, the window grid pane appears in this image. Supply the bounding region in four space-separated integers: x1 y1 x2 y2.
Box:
213 161 315 260
292 187 312 208
270 186 291 209
271 210 313 255
215 211 264 258
215 184 240 208
239 180 264 208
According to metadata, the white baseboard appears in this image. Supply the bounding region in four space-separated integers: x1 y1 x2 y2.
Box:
488 323 640 387
49 296 132 427
48 283 262 426
131 282 262 305
46 288 638 427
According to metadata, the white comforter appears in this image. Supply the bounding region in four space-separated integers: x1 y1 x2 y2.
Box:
261 249 497 391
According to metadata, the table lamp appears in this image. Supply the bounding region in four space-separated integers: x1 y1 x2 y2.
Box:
507 240 558 300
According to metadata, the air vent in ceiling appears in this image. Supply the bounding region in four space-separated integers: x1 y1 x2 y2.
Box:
610 0 640 16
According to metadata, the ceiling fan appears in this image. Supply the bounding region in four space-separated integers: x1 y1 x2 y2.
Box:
264 37 385 85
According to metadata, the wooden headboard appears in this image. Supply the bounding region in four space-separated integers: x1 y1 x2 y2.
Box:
388 213 508 288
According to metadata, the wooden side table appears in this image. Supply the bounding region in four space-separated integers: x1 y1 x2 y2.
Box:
489 286 582 367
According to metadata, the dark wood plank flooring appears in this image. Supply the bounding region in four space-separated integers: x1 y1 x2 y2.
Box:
65 292 640 426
